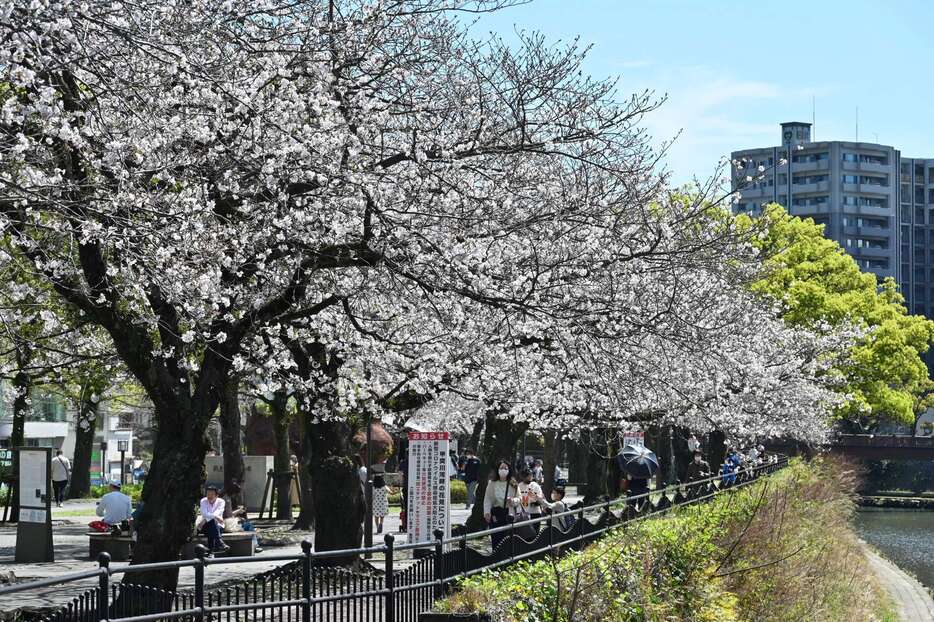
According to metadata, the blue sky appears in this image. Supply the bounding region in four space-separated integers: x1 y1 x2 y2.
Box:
470 0 934 185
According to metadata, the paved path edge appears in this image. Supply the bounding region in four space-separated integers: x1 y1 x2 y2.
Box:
861 540 934 622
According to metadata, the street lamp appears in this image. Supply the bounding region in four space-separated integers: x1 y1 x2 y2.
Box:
117 440 129 485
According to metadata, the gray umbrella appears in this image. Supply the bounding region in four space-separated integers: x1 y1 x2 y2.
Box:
618 444 659 478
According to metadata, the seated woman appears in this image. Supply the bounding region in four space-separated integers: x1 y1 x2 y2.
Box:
198 485 229 555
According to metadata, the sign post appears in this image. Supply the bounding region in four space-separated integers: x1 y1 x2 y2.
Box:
406 432 451 555
15 447 54 562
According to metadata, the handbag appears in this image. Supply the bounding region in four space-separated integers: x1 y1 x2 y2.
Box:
490 482 512 526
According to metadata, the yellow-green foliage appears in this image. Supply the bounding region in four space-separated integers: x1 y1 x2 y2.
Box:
438 459 892 622
737 205 934 425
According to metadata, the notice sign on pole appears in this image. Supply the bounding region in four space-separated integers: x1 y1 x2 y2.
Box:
406 432 451 547
15 447 54 562
623 430 645 448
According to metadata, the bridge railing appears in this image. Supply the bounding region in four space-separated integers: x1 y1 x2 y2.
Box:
1 456 788 622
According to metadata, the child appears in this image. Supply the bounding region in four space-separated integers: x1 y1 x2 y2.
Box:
543 486 573 531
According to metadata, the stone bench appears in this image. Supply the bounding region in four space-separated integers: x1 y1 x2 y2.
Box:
87 532 133 562
182 532 255 558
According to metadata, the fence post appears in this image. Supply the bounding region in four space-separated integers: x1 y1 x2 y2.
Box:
433 529 444 600
301 539 312 622
195 544 207 621
577 507 585 545
384 533 395 622
98 552 111 621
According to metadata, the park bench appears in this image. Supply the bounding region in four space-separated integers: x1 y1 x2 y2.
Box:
182 532 255 558
87 532 133 561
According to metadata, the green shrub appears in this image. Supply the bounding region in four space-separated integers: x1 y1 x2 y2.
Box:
450 479 467 504
89 483 143 503
437 459 893 622
388 479 467 506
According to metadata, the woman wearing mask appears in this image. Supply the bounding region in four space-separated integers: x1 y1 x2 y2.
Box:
517 468 546 534
483 460 519 549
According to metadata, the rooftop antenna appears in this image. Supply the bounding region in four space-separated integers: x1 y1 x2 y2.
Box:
812 95 816 140
855 106 859 142
873 132 879 144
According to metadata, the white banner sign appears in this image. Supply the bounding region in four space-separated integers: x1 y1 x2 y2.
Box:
407 432 451 546
623 430 645 448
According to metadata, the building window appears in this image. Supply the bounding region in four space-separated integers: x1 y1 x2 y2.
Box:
860 175 887 186
843 153 858 163
842 175 859 184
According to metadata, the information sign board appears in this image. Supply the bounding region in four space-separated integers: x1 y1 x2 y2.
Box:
623 430 645 448
15 447 54 562
406 432 451 547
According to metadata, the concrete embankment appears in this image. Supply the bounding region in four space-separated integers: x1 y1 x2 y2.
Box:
862 543 934 621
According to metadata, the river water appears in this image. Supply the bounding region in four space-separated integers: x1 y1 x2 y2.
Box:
855 509 934 588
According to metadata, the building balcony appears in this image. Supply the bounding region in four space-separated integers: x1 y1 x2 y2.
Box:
842 183 892 196
792 181 831 193
859 162 893 175
791 161 830 173
737 187 772 200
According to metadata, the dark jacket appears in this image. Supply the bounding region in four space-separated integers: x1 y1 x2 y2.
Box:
685 459 711 482
463 457 481 483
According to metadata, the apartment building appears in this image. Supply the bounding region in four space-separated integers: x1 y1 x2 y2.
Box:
731 122 934 320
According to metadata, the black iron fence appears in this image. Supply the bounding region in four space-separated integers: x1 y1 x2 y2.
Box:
1 457 788 622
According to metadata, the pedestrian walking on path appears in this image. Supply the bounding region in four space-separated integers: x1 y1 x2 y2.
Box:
372 472 389 534
484 460 519 549
51 449 71 507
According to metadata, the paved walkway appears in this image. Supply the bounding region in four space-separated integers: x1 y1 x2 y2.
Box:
0 498 518 614
863 543 934 621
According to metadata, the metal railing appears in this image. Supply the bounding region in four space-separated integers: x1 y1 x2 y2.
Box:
1 457 788 622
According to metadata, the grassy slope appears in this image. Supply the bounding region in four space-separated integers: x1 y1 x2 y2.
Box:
438 458 899 622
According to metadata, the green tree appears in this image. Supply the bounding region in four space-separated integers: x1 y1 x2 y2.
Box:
739 205 934 427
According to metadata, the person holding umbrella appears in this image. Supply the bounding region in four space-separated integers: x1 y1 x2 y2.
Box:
617 444 658 510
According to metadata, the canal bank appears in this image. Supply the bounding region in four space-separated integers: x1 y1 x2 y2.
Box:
856 508 934 621
862 542 934 621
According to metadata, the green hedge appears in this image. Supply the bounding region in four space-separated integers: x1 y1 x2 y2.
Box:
89 483 143 503
388 479 467 506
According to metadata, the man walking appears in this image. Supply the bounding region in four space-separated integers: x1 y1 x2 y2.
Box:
51 449 71 507
463 448 481 510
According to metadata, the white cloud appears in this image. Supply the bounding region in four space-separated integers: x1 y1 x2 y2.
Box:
627 65 835 183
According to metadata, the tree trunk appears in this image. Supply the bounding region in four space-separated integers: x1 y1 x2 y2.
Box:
10 348 31 522
69 386 99 499
121 359 227 593
219 376 245 509
291 411 315 531
465 412 527 532
582 429 608 504
542 430 562 496
307 419 363 558
269 390 292 520
467 417 484 454
128 405 212 590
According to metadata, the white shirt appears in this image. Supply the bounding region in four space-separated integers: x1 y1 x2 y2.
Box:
51 455 71 481
200 496 226 527
517 481 544 513
96 490 133 524
483 480 517 516
687 437 700 452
